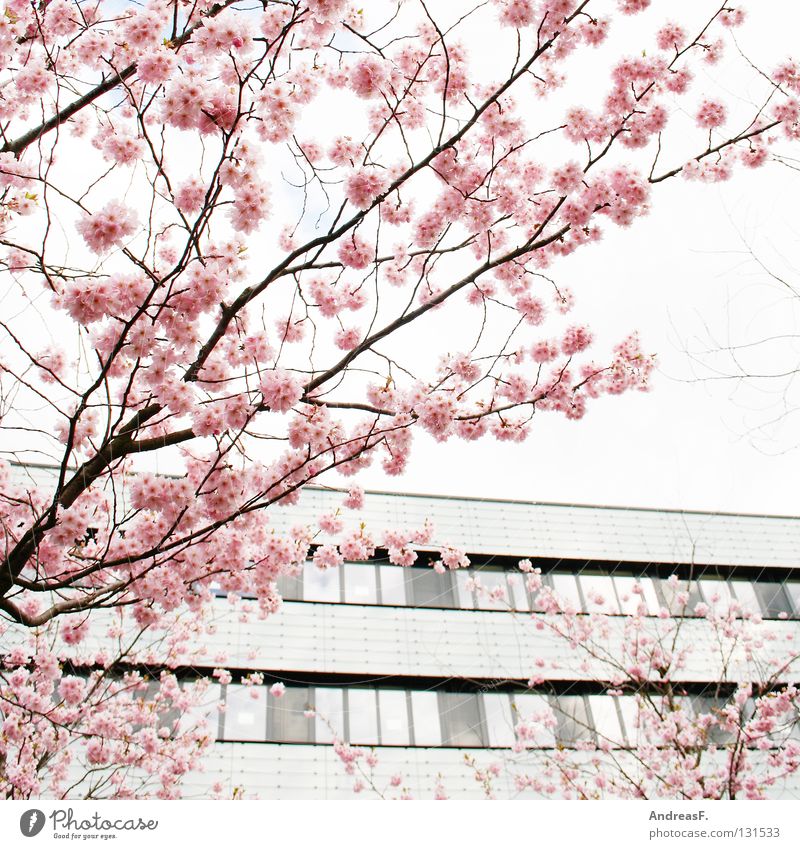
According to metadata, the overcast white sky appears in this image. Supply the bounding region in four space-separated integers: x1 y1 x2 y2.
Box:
347 19 800 519
6 1 800 519
353 160 800 515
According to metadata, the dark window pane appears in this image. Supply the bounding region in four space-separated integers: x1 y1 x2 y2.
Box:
440 693 485 746
554 696 593 746
753 582 793 618
408 568 455 609
276 570 302 601
268 687 311 742
786 584 800 618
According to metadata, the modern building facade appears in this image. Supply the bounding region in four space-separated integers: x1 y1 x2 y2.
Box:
6 464 800 799
186 488 800 799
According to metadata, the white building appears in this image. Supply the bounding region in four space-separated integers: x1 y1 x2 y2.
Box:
185 488 800 799
7 464 800 799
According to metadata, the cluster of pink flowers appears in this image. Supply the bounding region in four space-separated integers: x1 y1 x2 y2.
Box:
76 201 137 254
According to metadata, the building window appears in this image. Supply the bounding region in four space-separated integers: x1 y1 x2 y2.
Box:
510 693 555 747
440 692 485 746
578 573 619 614
752 582 793 618
303 562 340 603
454 570 475 609
506 573 530 611
223 684 267 742
587 695 623 747
472 569 509 611
275 570 302 601
553 695 593 746
378 689 410 745
691 695 734 745
410 690 442 746
699 578 734 613
550 574 583 611
614 576 660 615
786 583 800 618
343 563 378 605
313 687 345 743
378 565 407 605
268 686 311 742
347 688 379 744
179 681 221 738
658 578 704 616
483 693 515 747
407 567 455 609
729 581 761 616
615 695 639 747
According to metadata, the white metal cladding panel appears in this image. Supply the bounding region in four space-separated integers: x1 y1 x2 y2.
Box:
267 488 800 568
4 599 800 684
7 463 800 567
184 743 800 800
182 743 519 800
192 601 800 683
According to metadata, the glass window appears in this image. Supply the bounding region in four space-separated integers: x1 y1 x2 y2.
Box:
510 693 555 747
223 684 267 742
692 695 734 745
408 568 455 609
753 582 793 618
455 570 475 609
786 583 800 618
275 570 302 601
303 562 340 602
554 696 593 746
379 565 407 605
268 687 311 742
347 689 379 745
730 581 760 616
699 578 734 613
579 574 619 614
507 573 530 612
550 574 583 611
614 576 660 615
440 693 485 747
659 577 703 616
616 696 639 747
379 690 410 745
410 691 442 746
313 687 345 744
179 681 221 738
483 693 515 747
587 695 623 747
343 563 378 605
472 570 509 611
